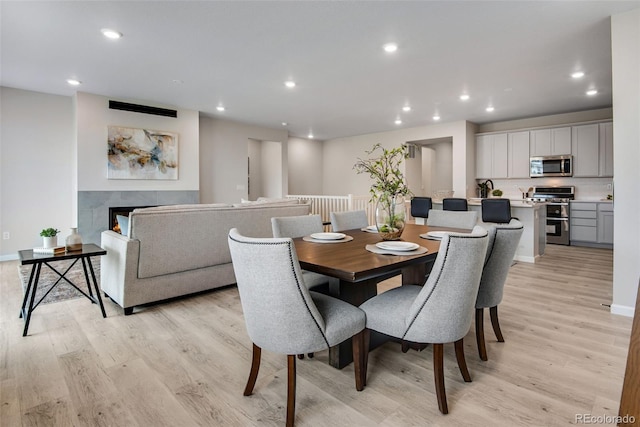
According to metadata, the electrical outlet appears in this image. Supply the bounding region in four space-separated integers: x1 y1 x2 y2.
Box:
607 184 612 190
2 232 9 240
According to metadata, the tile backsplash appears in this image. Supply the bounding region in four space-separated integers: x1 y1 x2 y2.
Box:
483 177 613 201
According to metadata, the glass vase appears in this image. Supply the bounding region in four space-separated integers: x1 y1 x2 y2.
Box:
65 227 83 252
375 195 406 241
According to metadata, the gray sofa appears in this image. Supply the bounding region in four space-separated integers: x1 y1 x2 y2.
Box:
100 201 311 314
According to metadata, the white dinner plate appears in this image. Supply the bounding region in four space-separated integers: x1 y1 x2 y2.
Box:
375 241 420 251
310 232 346 240
426 231 448 240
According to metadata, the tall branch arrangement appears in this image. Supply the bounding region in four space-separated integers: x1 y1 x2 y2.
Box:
353 143 411 203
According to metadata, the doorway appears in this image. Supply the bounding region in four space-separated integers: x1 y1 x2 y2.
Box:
406 137 453 197
248 139 283 200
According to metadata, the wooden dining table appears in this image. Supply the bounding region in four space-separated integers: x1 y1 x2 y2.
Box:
293 223 466 368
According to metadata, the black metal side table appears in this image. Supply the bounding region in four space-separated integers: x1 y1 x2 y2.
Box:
18 243 107 336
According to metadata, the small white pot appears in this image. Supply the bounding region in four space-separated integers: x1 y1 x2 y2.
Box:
43 236 57 248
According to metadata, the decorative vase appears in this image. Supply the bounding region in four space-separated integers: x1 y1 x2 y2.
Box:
65 227 83 252
43 236 57 249
375 194 406 241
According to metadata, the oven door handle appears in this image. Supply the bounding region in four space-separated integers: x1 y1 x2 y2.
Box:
548 217 569 221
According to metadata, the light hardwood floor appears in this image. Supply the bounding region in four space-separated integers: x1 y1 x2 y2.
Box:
0 245 632 426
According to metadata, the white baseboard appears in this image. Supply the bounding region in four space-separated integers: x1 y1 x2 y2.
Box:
0 254 19 262
514 254 536 264
610 304 635 317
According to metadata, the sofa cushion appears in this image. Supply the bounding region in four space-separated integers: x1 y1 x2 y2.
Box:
116 215 129 236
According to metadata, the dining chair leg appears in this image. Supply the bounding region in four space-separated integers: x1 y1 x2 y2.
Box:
244 343 262 396
454 339 472 382
352 330 365 391
476 308 488 361
432 343 448 414
490 306 505 342
286 355 296 427
362 329 370 387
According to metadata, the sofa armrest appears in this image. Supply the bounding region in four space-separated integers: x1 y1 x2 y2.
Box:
100 230 140 307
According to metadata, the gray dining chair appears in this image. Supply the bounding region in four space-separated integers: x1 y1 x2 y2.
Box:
272 214 334 292
359 226 489 414
330 210 369 232
427 209 478 230
475 219 524 361
227 228 366 427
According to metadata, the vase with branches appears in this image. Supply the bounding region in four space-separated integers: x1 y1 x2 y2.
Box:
354 143 412 240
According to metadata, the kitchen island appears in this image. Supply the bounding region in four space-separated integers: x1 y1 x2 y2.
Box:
424 199 546 263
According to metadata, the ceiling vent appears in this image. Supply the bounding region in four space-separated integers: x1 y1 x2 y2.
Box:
109 100 177 118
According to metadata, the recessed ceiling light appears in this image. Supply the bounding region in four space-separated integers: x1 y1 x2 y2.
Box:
383 43 398 53
432 114 441 121
284 80 296 88
281 122 288 126
308 132 314 139
216 105 225 112
402 106 411 112
586 89 598 96
486 106 495 112
459 94 470 101
101 28 122 39
571 71 585 79
66 79 81 86
394 118 402 125
172 79 183 84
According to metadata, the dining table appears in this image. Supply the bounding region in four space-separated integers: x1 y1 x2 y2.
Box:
293 223 469 368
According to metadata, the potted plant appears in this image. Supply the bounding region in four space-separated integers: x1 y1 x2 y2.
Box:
40 228 60 248
492 189 503 197
354 143 412 240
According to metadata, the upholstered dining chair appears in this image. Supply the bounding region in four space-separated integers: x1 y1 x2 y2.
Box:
359 226 489 414
442 197 468 211
475 219 523 361
427 209 478 230
272 214 334 292
330 210 369 232
411 197 433 225
481 198 513 224
227 228 366 427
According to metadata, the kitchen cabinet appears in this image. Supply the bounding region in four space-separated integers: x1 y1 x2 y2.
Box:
571 122 614 177
598 203 614 244
599 122 614 177
570 201 613 248
476 133 507 179
530 127 572 156
508 131 530 178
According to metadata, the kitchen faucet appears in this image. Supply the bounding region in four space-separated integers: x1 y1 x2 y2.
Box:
478 179 494 198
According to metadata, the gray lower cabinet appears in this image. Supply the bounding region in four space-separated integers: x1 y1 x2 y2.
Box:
570 201 613 248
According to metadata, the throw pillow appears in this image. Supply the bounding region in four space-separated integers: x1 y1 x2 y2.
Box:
116 215 129 236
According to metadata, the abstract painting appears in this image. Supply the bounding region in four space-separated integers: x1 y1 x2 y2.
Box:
107 126 178 179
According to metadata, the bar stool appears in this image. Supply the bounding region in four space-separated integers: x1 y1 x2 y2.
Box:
443 198 468 211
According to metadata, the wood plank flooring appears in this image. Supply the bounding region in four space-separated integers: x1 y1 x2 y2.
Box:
1 245 632 426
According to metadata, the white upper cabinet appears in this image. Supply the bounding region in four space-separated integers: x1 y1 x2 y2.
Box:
530 127 572 156
571 121 614 177
508 131 530 178
599 122 614 177
476 133 507 179
572 124 600 177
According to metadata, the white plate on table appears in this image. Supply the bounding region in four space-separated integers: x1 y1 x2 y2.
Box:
362 225 378 233
423 231 448 240
375 241 420 252
310 232 346 240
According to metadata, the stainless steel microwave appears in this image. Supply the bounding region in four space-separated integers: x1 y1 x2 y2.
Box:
530 155 572 177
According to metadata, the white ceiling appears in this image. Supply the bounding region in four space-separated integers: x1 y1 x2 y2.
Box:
1 1 638 140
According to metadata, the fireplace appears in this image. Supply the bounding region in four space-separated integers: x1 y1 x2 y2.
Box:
108 206 154 234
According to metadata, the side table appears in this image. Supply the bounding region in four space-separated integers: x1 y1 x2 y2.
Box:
18 243 107 336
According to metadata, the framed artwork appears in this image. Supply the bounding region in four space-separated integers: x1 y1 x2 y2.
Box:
107 126 178 180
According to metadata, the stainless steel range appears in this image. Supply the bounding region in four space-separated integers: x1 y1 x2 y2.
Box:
530 186 575 245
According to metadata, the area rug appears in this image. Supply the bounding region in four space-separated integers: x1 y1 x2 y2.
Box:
18 259 101 305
